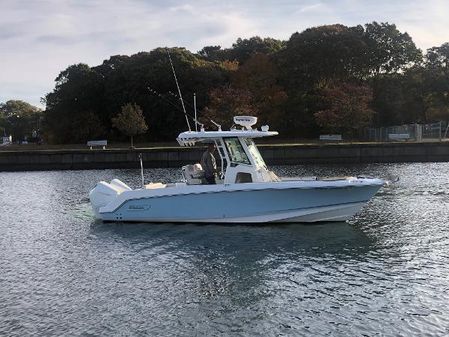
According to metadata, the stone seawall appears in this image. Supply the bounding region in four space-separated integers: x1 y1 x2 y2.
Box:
0 142 448 171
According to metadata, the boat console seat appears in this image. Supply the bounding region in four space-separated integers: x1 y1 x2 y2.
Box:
182 163 205 185
145 182 167 189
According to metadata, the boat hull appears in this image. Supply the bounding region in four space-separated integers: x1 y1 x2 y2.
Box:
91 179 383 223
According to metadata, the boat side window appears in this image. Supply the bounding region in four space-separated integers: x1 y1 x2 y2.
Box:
244 139 267 169
224 137 250 165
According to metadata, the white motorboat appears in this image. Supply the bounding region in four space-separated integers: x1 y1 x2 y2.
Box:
89 116 384 223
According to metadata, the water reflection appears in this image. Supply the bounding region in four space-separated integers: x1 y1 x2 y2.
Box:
90 223 373 292
89 221 375 258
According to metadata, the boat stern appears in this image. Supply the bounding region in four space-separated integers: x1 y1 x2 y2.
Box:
89 179 131 219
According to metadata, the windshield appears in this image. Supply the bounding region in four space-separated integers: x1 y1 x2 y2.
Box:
244 139 266 169
224 138 250 165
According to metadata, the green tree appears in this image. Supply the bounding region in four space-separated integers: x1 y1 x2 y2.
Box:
43 48 229 143
198 37 285 64
0 100 42 141
97 47 230 140
0 100 40 117
72 110 106 143
229 37 285 64
112 103 148 148
425 42 449 70
278 22 421 87
422 43 449 121
364 22 422 74
44 63 105 143
198 46 225 61
371 74 407 125
276 24 371 137
278 24 370 89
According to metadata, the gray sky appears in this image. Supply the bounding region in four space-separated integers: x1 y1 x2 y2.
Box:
1 0 448 108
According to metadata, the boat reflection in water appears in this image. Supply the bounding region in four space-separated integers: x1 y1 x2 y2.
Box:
89 116 384 223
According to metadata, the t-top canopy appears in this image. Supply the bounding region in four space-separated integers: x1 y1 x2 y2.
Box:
177 129 278 146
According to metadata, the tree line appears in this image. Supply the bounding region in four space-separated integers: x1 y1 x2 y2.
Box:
0 100 43 143
3 22 449 144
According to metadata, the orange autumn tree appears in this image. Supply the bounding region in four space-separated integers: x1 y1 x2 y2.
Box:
202 87 256 129
203 53 286 129
232 53 287 127
314 82 375 137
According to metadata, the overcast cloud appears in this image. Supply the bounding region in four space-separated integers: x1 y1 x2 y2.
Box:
1 0 448 108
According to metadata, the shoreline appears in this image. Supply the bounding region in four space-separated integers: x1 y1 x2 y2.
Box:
0 141 448 171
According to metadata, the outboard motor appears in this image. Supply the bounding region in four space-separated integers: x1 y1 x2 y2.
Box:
89 179 131 219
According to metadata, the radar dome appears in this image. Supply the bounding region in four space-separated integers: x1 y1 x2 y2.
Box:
234 116 257 130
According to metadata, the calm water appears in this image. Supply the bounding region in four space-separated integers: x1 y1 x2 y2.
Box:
1 163 449 336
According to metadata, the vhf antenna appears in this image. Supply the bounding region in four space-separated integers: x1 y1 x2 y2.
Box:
166 48 191 131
